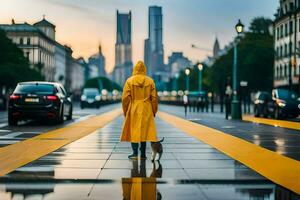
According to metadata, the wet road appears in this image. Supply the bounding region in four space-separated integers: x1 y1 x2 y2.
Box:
160 104 300 161
0 103 120 148
0 103 299 199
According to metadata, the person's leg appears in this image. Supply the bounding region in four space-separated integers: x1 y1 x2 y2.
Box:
128 143 138 159
140 142 146 159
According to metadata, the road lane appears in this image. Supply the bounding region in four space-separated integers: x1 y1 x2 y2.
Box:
0 103 121 148
159 104 300 162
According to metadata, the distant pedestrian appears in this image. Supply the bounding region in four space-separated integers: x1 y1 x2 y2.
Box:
225 85 232 119
121 61 158 159
183 94 188 117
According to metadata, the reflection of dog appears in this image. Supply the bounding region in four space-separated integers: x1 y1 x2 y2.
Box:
151 138 164 162
150 161 162 178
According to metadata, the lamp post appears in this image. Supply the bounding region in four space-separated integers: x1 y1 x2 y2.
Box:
174 73 179 91
231 19 244 120
185 68 190 93
197 63 203 91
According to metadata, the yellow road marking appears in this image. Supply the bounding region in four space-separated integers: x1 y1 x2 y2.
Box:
158 111 300 195
0 108 122 177
243 115 300 131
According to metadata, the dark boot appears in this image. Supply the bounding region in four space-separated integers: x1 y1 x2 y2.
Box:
128 143 138 159
140 142 147 159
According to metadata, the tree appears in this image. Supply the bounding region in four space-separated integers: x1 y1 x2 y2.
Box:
207 23 274 95
0 29 43 90
249 17 273 35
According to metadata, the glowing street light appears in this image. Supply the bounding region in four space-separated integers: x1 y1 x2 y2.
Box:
197 63 203 91
185 68 190 92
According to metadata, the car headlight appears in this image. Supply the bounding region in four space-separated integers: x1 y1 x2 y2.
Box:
81 95 87 101
95 95 101 101
277 99 286 107
255 100 264 104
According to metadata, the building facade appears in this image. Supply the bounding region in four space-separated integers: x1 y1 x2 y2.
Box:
112 10 132 86
274 0 300 89
70 58 85 97
88 44 106 78
0 19 56 81
167 52 192 77
144 6 165 77
54 42 67 85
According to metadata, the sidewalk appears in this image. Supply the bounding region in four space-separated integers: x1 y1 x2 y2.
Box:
0 114 295 199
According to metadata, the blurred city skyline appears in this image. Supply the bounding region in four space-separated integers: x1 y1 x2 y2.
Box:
0 0 277 73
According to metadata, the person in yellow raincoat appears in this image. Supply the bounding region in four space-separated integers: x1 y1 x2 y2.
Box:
121 61 158 159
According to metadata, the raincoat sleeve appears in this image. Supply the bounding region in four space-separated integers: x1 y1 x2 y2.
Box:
150 81 158 117
122 81 131 116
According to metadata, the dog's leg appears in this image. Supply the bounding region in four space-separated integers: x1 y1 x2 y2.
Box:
151 151 157 162
157 152 162 161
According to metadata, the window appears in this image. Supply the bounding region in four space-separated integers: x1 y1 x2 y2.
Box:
285 23 288 36
276 66 279 78
26 52 30 59
20 38 23 45
279 65 283 78
294 65 297 76
27 37 30 45
290 21 293 34
280 46 283 58
284 65 288 77
284 44 287 57
281 25 284 38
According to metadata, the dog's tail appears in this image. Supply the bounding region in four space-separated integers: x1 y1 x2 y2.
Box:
158 137 164 143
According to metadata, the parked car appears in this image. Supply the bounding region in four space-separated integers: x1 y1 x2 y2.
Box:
8 82 73 126
267 89 300 119
80 88 101 109
254 91 271 117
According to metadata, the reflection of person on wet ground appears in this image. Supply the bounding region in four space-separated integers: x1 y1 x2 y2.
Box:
122 159 162 200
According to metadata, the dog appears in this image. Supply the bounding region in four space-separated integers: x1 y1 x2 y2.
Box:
150 161 163 178
151 137 164 162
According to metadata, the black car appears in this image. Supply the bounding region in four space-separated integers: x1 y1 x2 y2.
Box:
267 89 300 119
254 91 271 117
80 88 101 109
8 82 73 125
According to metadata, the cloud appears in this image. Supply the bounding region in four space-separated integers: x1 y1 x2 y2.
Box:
39 0 113 23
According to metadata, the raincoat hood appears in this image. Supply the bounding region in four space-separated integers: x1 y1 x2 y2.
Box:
131 61 150 87
133 61 147 76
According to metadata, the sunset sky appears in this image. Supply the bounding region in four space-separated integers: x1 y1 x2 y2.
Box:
0 0 278 73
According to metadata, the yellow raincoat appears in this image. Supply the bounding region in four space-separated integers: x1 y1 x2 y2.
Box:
121 61 158 143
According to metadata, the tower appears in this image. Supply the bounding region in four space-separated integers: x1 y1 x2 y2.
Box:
213 37 220 58
113 10 132 86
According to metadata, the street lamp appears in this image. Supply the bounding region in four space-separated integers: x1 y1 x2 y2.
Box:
185 68 190 92
197 63 203 91
174 73 179 91
231 19 244 120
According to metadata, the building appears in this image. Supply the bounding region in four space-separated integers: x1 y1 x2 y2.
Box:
88 44 106 78
167 52 192 77
77 57 90 82
144 6 165 77
112 10 132 86
54 42 67 85
0 18 56 81
213 37 221 58
70 58 85 98
274 0 300 89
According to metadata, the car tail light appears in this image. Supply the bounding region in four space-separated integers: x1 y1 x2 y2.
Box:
9 94 20 100
47 95 58 101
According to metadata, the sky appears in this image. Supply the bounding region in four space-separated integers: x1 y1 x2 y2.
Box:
0 0 278 73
